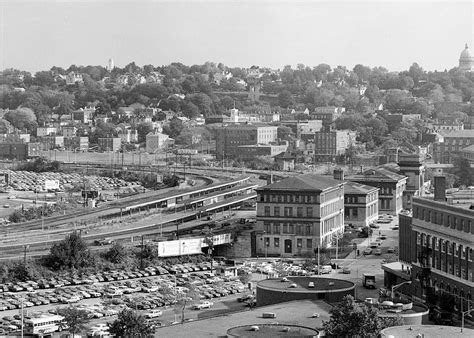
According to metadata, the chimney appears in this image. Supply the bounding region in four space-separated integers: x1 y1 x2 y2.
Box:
434 176 446 202
333 168 344 181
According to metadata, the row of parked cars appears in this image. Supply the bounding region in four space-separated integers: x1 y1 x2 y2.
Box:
0 262 216 311
6 170 143 193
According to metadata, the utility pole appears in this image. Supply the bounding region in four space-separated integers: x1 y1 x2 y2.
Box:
140 235 144 269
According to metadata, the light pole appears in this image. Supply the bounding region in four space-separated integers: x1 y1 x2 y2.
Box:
391 280 412 300
23 245 29 265
461 308 474 333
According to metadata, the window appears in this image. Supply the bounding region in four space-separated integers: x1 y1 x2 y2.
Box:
307 207 313 217
284 207 292 217
297 238 303 247
274 238 280 247
273 223 280 234
264 237 270 247
288 224 294 233
264 222 271 233
274 207 280 217
296 225 303 235
263 206 270 216
305 225 312 236
307 239 312 249
297 207 303 217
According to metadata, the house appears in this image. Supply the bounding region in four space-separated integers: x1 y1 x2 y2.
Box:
274 152 296 171
36 127 58 137
433 129 474 164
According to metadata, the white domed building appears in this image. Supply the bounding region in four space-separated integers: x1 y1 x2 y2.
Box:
459 43 474 71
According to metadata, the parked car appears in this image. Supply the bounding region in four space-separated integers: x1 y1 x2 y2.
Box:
363 248 373 255
144 310 163 319
193 301 213 310
374 248 382 255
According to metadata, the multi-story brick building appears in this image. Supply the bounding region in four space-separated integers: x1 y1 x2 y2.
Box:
64 136 89 152
255 174 345 257
145 132 172 153
389 176 473 312
38 136 64 150
313 130 356 163
236 143 287 161
215 124 278 160
36 126 58 137
98 137 121 152
310 106 344 129
347 168 407 215
61 126 77 138
433 129 474 164
279 120 323 138
343 181 379 227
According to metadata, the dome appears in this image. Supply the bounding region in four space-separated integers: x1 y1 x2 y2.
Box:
460 44 472 59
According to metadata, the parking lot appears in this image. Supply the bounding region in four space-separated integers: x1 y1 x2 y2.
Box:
0 261 247 335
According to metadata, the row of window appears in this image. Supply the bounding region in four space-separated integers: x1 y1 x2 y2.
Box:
264 237 313 249
259 193 320 204
264 206 313 217
416 233 473 261
263 222 313 235
413 206 472 233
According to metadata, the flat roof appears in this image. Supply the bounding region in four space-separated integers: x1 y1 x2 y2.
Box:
258 276 354 292
227 323 319 337
155 299 332 337
381 325 473 338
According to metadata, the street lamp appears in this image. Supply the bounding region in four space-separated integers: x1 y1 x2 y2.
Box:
461 308 474 332
391 280 412 300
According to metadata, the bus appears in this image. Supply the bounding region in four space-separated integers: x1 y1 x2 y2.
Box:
24 314 65 335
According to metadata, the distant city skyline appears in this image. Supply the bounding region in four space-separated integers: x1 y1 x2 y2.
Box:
0 0 473 73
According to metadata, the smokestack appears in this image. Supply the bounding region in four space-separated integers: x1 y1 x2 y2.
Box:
434 176 446 202
333 168 344 181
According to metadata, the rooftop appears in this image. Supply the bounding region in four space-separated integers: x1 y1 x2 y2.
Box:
227 323 319 337
257 173 345 192
344 181 379 195
381 325 473 338
258 276 354 292
347 168 406 183
155 299 332 338
443 129 474 138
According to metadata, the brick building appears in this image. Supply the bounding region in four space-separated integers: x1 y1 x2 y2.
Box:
347 168 407 215
64 137 89 152
215 124 278 160
433 130 474 164
255 174 345 257
388 177 473 312
236 143 287 161
98 137 122 152
313 130 356 163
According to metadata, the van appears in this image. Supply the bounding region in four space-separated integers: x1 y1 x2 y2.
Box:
319 265 332 274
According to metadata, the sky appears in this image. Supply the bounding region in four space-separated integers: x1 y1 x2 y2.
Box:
0 0 473 73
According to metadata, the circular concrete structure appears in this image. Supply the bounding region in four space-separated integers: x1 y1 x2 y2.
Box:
377 302 429 325
256 276 355 306
227 323 319 337
381 324 474 338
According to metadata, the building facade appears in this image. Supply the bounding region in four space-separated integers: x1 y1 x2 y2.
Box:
215 124 278 160
408 185 473 311
98 137 121 152
398 153 426 209
347 168 407 215
255 174 345 257
343 181 379 227
433 130 474 164
145 132 172 153
313 130 356 163
64 136 89 152
236 143 287 161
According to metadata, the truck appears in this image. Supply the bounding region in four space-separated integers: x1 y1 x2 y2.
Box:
363 273 376 289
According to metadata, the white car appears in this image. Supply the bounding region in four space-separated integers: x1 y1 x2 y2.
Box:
145 310 163 319
193 301 213 310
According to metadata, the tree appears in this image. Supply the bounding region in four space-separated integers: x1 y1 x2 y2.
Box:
58 305 90 338
103 242 128 264
108 309 153 338
323 295 402 337
277 126 294 140
136 122 154 144
4 107 37 132
173 283 200 323
162 117 184 139
451 156 474 187
278 90 295 108
46 231 92 270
